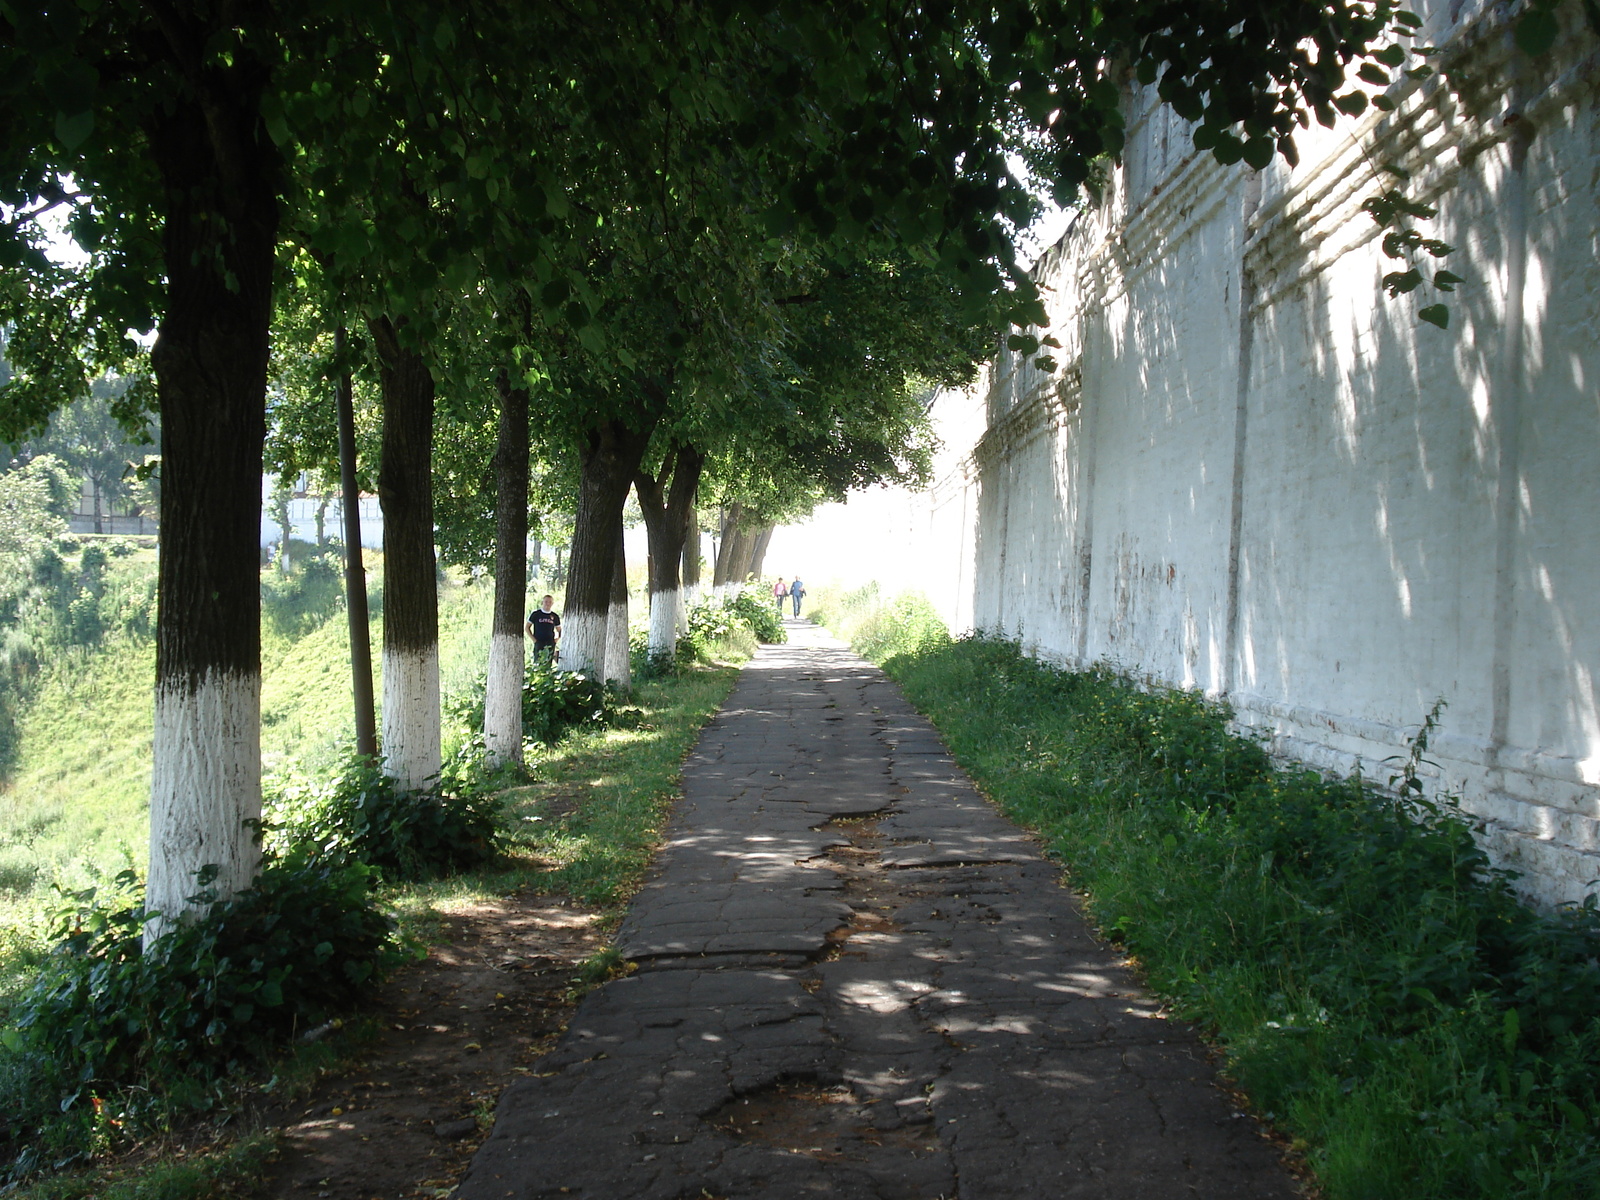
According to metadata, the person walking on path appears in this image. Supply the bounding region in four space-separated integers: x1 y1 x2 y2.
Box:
525 594 561 663
789 576 805 617
772 577 788 616
459 624 1298 1200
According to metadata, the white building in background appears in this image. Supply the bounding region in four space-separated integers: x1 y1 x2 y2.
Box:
779 2 1600 906
259 476 384 549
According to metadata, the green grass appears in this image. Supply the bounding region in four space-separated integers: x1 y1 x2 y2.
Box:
820 592 1600 1200
388 660 741 935
0 565 746 1196
8 1133 279 1200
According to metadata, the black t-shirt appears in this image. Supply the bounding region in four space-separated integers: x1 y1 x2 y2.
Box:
528 608 561 644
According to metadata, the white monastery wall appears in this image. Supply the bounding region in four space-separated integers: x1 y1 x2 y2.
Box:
899 1 1600 905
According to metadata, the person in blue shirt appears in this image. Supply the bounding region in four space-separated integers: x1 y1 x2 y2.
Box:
789 577 806 617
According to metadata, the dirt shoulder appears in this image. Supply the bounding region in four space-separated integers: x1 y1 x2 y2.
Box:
255 890 605 1200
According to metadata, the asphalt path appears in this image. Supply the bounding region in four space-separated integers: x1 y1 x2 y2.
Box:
458 622 1299 1199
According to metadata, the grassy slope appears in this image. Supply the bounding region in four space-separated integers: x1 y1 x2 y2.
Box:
0 567 499 1000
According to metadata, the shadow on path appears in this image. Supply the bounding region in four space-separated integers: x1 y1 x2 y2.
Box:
459 625 1298 1199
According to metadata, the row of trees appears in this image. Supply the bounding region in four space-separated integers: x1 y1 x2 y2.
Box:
0 0 1421 926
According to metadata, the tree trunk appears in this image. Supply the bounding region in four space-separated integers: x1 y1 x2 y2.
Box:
712 502 744 586
553 545 564 587
335 326 376 761
370 315 440 792
679 501 700 632
485 370 529 767
92 477 103 535
529 534 542 582
562 417 656 675
144 47 279 930
604 518 631 687
315 494 329 546
681 502 701 588
634 444 705 657
746 523 775 581
274 489 292 574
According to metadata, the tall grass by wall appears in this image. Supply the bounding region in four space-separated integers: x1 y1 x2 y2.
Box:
823 590 1600 1200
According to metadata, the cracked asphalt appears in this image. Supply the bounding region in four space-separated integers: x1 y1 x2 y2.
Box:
458 623 1300 1199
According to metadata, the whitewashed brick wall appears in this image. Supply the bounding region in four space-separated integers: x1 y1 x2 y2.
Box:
903 1 1600 906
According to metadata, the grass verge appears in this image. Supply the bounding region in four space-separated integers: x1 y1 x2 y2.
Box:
822 593 1600 1200
2 642 742 1199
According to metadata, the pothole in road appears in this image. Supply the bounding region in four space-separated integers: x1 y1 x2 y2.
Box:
708 1081 938 1162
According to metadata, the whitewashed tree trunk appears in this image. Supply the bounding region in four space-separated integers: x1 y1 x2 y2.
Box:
370 315 441 793
648 585 679 655
483 631 524 764
147 671 262 930
143 67 278 938
605 600 630 685
484 370 529 766
605 541 631 687
562 610 607 677
382 644 440 791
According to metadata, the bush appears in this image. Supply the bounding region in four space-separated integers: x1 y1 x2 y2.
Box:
446 657 618 747
724 587 786 644
264 753 504 881
1 856 402 1178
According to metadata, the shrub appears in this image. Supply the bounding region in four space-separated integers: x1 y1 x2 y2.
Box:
1 856 402 1177
263 753 504 881
724 587 786 644
446 657 618 747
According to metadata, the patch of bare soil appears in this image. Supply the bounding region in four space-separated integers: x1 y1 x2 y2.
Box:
254 891 605 1200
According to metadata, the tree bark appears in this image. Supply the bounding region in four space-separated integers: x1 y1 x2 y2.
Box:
485 370 530 766
370 315 440 792
562 417 656 675
634 443 706 657
712 502 745 586
335 326 376 761
679 500 700 633
144 39 279 930
746 523 775 581
274 488 292 574
605 518 631 687
681 501 701 590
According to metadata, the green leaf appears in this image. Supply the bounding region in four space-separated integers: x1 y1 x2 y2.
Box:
1374 44 1408 67
258 980 284 1007
1434 269 1465 291
540 278 571 309
1418 303 1450 329
1006 333 1040 355
54 109 93 150
1383 268 1422 296
1515 8 1559 56
1334 91 1369 117
1240 137 1274 170
1358 63 1391 86
1211 133 1245 166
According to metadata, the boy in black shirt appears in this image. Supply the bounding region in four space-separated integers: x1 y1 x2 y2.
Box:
526 594 561 661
